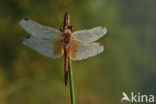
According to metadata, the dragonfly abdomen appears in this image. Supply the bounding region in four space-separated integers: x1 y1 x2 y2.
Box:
64 45 69 87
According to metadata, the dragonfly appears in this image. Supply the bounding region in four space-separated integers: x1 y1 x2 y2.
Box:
19 11 107 87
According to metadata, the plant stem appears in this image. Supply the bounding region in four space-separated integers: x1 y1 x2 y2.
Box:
68 57 75 104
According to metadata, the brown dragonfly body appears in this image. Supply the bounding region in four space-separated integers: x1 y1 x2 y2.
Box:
62 11 73 87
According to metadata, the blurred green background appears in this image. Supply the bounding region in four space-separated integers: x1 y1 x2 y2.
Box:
0 0 156 104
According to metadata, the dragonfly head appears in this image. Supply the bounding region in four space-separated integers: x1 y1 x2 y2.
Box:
63 11 73 32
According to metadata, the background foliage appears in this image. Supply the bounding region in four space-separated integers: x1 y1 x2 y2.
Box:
0 0 156 104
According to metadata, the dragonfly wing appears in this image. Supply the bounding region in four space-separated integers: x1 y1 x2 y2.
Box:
23 36 63 58
73 26 107 43
20 19 61 39
70 43 104 60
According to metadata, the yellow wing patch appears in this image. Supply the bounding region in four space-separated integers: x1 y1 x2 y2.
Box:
69 41 78 58
53 41 64 56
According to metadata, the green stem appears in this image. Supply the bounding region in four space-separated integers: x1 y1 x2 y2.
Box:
68 57 75 104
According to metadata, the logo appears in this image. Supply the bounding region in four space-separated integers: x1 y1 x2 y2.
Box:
121 92 155 103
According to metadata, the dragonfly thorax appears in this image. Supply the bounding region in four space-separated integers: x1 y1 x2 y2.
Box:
63 29 72 45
